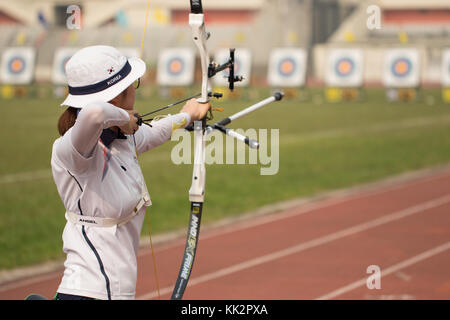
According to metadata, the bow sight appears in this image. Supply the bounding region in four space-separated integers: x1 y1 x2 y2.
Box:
136 49 243 126
208 48 244 91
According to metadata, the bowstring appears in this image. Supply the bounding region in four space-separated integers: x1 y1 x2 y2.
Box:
137 0 161 300
140 0 152 59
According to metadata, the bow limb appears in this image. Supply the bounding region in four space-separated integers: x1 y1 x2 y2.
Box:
189 9 211 103
171 0 208 300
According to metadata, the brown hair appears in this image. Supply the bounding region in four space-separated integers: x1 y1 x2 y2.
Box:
58 107 79 136
57 89 129 136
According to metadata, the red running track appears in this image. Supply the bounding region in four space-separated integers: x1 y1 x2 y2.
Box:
1 168 450 300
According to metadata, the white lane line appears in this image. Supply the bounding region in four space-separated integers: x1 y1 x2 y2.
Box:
0 169 52 184
282 114 450 146
137 194 450 300
0 272 61 293
3 168 450 291
0 154 168 185
316 241 450 300
139 167 450 255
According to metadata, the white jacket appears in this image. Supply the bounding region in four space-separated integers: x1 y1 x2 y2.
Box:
51 102 189 300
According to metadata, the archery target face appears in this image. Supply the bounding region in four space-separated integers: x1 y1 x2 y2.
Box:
335 58 355 77
52 48 80 85
442 49 450 87
383 49 420 88
268 48 307 87
157 48 195 86
278 58 296 77
391 58 412 78
325 49 363 87
0 47 36 84
213 48 251 87
167 57 185 76
8 57 26 74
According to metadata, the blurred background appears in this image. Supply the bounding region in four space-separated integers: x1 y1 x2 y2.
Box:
1 0 450 281
0 0 449 89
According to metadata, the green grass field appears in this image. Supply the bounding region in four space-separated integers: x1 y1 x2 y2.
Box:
1 88 450 270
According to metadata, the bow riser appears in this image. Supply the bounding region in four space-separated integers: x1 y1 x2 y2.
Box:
189 13 211 104
188 121 206 203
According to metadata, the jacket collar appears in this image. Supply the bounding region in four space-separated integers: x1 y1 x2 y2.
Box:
99 128 127 148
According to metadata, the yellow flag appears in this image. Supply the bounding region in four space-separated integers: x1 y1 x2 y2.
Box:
122 32 134 44
154 8 169 25
443 88 450 103
1 85 14 99
344 31 355 43
16 32 27 45
398 32 409 44
288 31 299 44
235 32 246 44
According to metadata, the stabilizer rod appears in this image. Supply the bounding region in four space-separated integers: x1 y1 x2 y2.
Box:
206 91 284 148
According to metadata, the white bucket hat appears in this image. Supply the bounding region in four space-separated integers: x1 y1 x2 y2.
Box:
61 45 146 108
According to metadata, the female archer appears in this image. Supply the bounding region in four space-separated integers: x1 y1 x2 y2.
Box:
50 45 209 300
